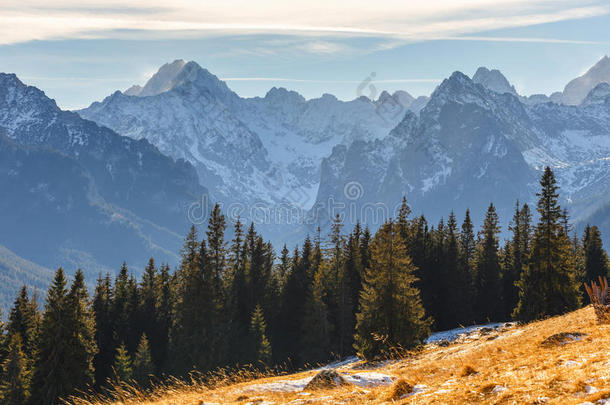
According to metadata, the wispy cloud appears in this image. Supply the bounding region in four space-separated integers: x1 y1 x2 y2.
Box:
1 0 608 47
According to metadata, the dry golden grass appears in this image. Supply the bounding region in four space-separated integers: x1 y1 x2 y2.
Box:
74 306 610 405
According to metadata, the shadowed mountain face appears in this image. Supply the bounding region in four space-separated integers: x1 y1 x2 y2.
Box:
314 71 610 235
78 59 610 244
0 73 207 278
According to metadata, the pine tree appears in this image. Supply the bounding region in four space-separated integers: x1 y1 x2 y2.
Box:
301 263 332 364
226 219 250 365
0 333 29 404
30 268 75 404
133 334 154 385
409 216 433 319
514 167 582 321
112 263 137 353
276 242 309 365
139 258 158 346
443 212 473 328
502 202 524 318
172 234 217 373
92 274 114 386
113 343 133 383
66 269 98 390
458 209 476 324
474 203 502 322
6 286 40 362
354 221 431 359
249 305 272 366
207 203 227 285
583 225 609 283
155 264 174 373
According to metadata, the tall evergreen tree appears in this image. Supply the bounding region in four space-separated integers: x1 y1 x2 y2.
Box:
354 221 431 359
66 270 98 390
133 334 154 386
502 202 529 318
514 167 582 321
6 286 40 362
172 233 218 373
583 225 609 283
249 305 272 366
474 203 502 322
113 343 133 382
92 274 114 387
1 333 29 404
155 264 174 373
443 212 473 327
32 268 96 404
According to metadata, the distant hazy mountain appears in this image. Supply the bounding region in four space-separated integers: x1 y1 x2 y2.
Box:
0 243 54 313
78 58 610 245
562 55 610 105
0 73 206 277
472 67 518 96
314 70 610 236
79 60 426 244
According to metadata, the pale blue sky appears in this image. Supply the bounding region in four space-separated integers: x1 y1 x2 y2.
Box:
1 1 609 109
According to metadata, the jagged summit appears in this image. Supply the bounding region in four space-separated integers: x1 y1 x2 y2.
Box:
122 59 234 101
562 55 610 105
472 67 518 96
125 59 186 97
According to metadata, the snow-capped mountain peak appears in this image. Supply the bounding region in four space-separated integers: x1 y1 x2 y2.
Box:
472 67 518 96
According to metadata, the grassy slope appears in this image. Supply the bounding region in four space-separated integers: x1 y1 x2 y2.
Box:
79 306 610 404
0 244 54 312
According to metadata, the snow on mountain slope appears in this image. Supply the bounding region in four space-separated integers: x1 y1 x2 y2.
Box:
0 72 205 274
314 70 610 232
80 59 610 241
79 61 415 219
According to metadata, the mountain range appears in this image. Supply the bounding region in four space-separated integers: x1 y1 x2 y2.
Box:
0 73 204 284
79 56 610 239
2 56 610 299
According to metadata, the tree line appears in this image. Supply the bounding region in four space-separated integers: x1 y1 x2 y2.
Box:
0 166 608 404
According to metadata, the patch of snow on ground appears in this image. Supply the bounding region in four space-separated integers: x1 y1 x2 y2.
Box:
241 371 395 393
426 323 507 344
342 372 395 387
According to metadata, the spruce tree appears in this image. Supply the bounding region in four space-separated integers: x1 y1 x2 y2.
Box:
172 235 216 373
443 212 473 328
474 203 502 322
155 264 174 373
583 225 609 283
6 286 40 362
0 333 29 405
112 263 137 353
514 167 581 321
30 268 73 404
502 202 525 318
66 270 98 391
276 242 309 365
354 221 431 359
92 274 114 387
226 220 250 365
133 334 154 386
301 263 332 364
249 305 272 366
139 258 158 348
409 216 433 319
459 210 476 324
113 343 133 382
